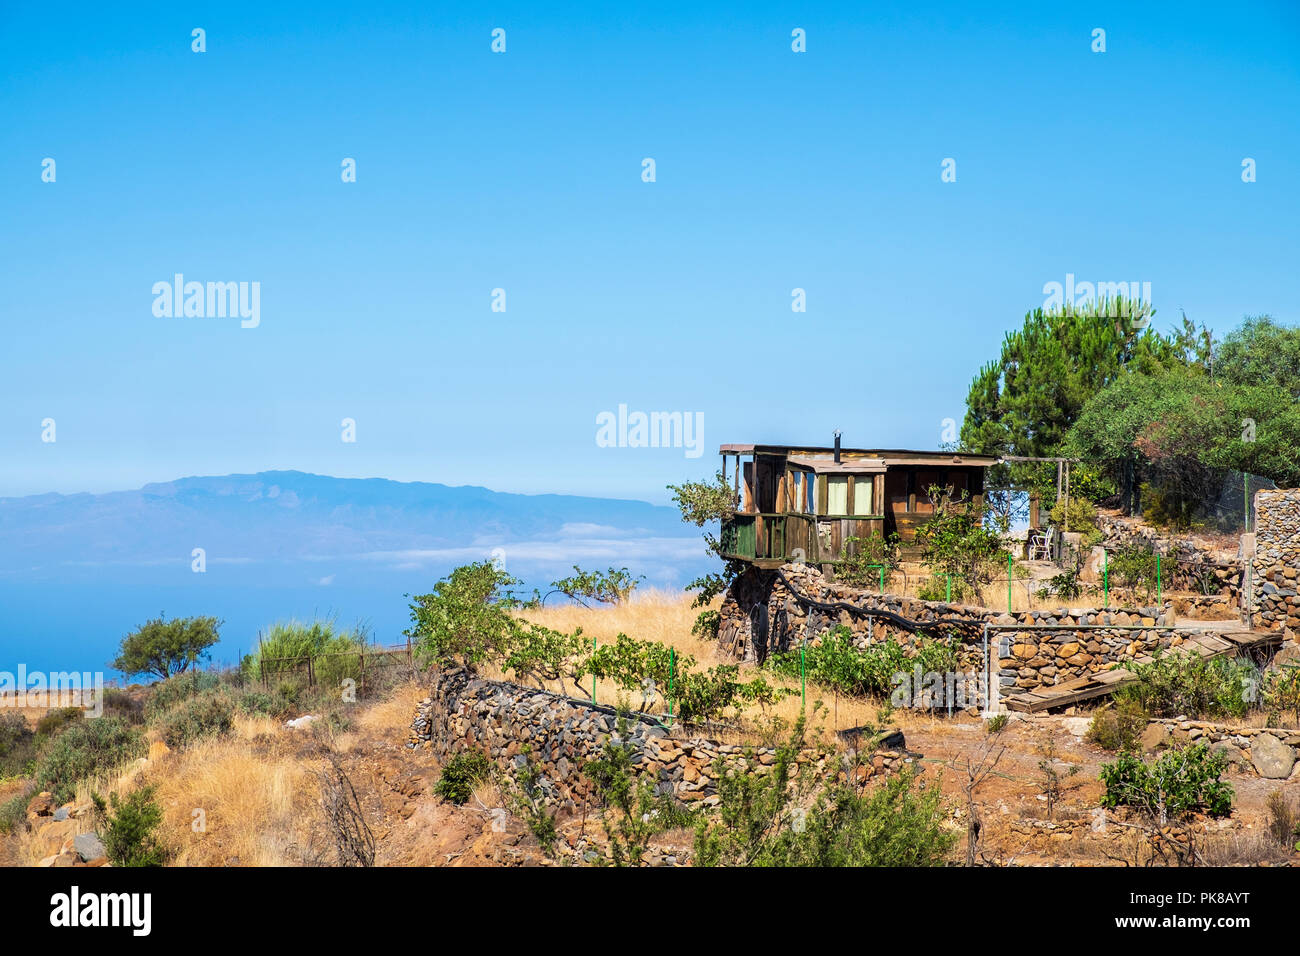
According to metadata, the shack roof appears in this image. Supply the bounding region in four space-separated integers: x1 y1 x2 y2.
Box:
718 444 1000 468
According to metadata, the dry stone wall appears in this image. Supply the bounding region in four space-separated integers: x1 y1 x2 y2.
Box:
1147 717 1300 780
721 563 1192 695
1251 489 1300 635
408 667 914 812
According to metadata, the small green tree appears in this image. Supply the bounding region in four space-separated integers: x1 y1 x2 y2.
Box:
92 785 169 866
1099 744 1234 825
111 615 221 680
584 716 694 866
405 562 527 670
913 485 1011 603
547 566 644 606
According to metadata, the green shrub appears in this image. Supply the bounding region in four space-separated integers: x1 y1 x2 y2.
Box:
235 690 277 718
0 787 33 834
143 672 221 721
1099 744 1234 821
767 626 958 703
691 610 721 641
0 712 36 778
1086 698 1149 751
916 574 975 603
838 533 901 590
36 717 145 803
693 716 956 867
580 632 789 722
154 689 235 748
35 706 84 741
1117 651 1259 720
93 785 169 866
434 750 494 805
1107 543 1160 602
243 619 370 687
1048 497 1101 544
548 566 643 606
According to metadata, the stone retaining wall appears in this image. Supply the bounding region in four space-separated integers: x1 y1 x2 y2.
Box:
1148 717 1300 780
1251 489 1300 634
1095 513 1243 601
408 667 914 812
720 563 1189 694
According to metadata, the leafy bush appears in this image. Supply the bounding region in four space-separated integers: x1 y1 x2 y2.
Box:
913 486 1011 603
917 574 976 603
235 690 278 718
767 626 958 703
35 706 84 741
93 785 169 866
36 717 145 803
1038 566 1085 601
694 715 956 867
1048 496 1101 544
691 610 721 641
434 750 494 805
1117 651 1259 720
501 622 588 695
584 717 693 866
406 563 529 670
111 615 221 679
0 712 36 778
580 633 789 723
154 688 236 748
1261 664 1300 726
1107 543 1160 602
1099 744 1234 822
143 671 221 722
1087 698 1150 751
0 787 33 834
838 533 901 590
548 566 644 606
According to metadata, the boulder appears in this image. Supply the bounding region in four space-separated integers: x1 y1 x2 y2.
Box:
73 832 107 863
26 792 56 818
1210 741 1248 770
1139 722 1172 752
1250 733 1296 779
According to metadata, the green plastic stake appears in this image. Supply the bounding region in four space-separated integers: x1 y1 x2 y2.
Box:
801 642 806 711
665 647 676 728
1008 553 1013 612
946 574 952 602
1156 553 1162 606
592 636 597 704
1103 548 1109 608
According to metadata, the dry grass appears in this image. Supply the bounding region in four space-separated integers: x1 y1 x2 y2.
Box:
509 590 921 743
148 735 321 866
356 680 426 736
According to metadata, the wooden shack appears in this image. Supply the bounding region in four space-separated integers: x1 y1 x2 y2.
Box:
718 441 998 568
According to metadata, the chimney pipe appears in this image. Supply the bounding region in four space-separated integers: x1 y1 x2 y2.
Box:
833 430 841 464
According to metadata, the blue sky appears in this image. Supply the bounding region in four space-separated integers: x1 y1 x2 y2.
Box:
3 0 1298 504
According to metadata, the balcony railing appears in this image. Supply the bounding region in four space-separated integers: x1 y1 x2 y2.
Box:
721 512 886 566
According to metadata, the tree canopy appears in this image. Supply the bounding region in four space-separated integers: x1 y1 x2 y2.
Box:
111 615 222 680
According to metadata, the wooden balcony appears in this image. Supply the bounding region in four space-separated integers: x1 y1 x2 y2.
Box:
720 512 886 568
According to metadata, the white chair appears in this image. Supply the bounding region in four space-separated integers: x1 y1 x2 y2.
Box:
1028 530 1053 561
